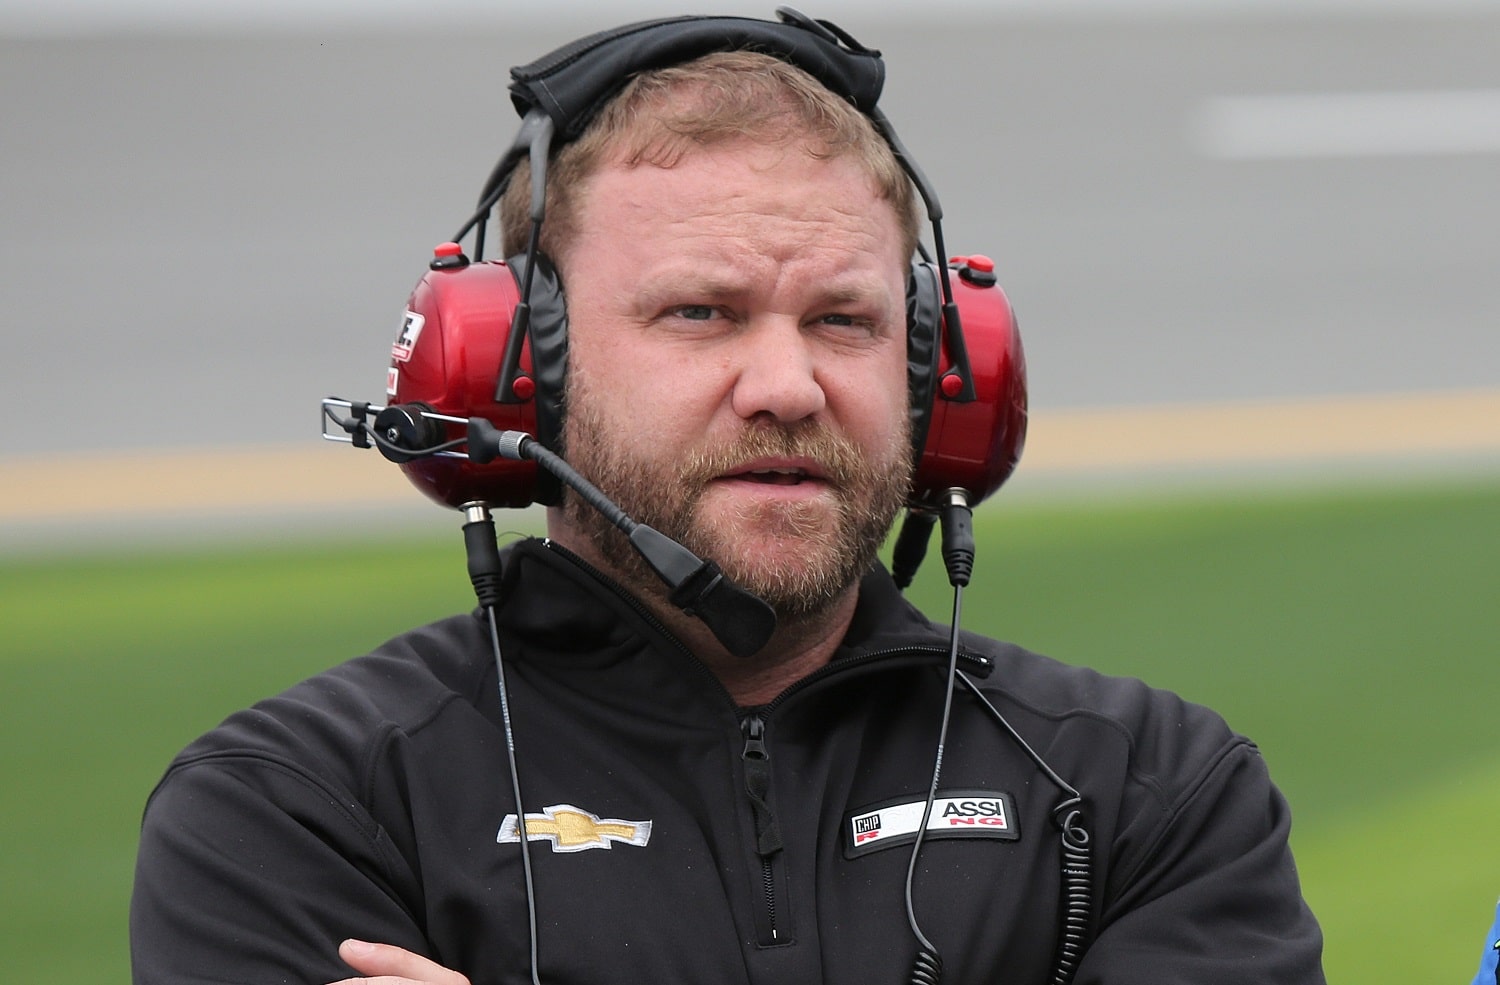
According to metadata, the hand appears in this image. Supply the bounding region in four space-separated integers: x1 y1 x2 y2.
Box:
327 939 471 985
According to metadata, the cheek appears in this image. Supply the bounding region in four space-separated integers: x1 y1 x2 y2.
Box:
567 329 726 452
831 353 912 449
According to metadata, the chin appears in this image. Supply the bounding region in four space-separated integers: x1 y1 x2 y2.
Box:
702 531 865 618
695 509 830 570
684 486 897 617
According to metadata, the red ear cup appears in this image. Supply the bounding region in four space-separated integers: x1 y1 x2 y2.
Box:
385 252 1025 512
909 257 1027 507
387 259 543 509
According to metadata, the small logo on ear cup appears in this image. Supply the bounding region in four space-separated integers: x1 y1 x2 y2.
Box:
392 309 426 362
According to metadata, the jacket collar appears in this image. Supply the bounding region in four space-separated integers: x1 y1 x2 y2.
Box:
495 537 986 682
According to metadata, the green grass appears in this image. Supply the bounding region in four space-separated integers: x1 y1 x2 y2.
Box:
1297 759 1500 984
3 477 1497 982
901 478 1500 982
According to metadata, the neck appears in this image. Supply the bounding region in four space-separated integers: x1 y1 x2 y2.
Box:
670 590 859 706
546 519 859 706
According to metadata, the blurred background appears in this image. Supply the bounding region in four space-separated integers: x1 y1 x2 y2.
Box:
2 0 1498 981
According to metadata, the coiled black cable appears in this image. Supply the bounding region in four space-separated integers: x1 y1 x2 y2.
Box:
1051 807 1092 985
958 674 1094 985
908 946 944 985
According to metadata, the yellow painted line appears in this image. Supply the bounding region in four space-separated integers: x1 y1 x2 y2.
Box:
0 443 417 523
1023 388 1500 473
2 389 1498 524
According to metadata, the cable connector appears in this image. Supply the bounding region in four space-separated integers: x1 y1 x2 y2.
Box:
938 488 974 587
461 501 505 610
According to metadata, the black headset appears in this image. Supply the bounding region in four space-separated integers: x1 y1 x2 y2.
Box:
377 7 1027 514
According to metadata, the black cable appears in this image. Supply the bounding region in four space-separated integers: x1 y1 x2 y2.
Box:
953 675 1079 813
454 111 554 258
462 504 544 985
494 220 543 404
891 510 937 591
956 673 1092 985
902 583 964 985
485 604 544 985
904 488 1091 985
368 426 468 460
323 404 369 441
902 490 977 985
322 406 469 460
1051 807 1092 985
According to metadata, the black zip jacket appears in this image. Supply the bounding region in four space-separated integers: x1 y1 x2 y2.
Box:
131 537 1325 984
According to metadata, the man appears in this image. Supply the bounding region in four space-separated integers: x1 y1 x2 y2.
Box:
131 15 1325 985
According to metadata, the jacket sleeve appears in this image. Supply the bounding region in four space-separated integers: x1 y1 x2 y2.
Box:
130 753 428 985
1473 899 1500 985
1072 741 1325 984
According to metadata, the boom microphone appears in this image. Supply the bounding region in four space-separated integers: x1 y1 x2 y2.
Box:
330 398 778 658
464 419 777 658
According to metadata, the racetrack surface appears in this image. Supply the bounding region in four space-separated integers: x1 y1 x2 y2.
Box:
4 7 1498 538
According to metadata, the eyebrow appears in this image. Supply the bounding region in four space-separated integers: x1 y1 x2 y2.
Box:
635 270 896 312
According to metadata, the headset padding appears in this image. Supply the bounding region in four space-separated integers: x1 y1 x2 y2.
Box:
905 260 942 466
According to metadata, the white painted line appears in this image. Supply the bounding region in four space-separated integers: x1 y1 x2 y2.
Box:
2 389 1497 525
1193 89 1500 159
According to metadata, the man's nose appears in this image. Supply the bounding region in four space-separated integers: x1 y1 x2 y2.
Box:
729 319 827 423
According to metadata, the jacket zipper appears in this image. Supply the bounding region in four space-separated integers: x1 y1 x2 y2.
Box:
536 541 996 947
740 711 784 944
732 646 990 949
540 541 790 943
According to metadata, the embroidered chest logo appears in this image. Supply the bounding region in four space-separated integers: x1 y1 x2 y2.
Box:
497 804 653 853
843 789 1020 858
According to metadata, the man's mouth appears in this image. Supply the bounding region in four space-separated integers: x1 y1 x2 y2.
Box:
742 467 811 486
718 459 829 488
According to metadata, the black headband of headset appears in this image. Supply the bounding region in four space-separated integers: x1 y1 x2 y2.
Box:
467 6 975 419
507 8 886 141
465 6 901 258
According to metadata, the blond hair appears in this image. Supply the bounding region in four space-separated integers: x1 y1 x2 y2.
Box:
499 49 920 261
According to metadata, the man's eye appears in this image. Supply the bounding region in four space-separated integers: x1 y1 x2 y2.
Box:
817 313 878 336
673 305 717 321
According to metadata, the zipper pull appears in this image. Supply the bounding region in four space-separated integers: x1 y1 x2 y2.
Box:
742 713 768 760
740 713 783 856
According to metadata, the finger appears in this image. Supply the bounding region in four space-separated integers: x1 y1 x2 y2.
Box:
332 939 471 985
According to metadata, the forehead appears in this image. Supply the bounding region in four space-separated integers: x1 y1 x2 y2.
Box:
567 139 907 276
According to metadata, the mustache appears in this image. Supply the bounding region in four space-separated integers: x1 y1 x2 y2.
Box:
676 420 876 490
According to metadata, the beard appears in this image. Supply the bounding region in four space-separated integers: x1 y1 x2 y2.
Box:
559 396 912 621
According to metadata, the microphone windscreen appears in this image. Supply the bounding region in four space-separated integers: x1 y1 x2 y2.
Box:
670 561 777 658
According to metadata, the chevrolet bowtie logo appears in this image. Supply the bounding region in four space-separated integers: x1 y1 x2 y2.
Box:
497 804 653 853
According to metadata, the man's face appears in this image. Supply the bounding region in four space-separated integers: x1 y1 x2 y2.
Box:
552 138 912 618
